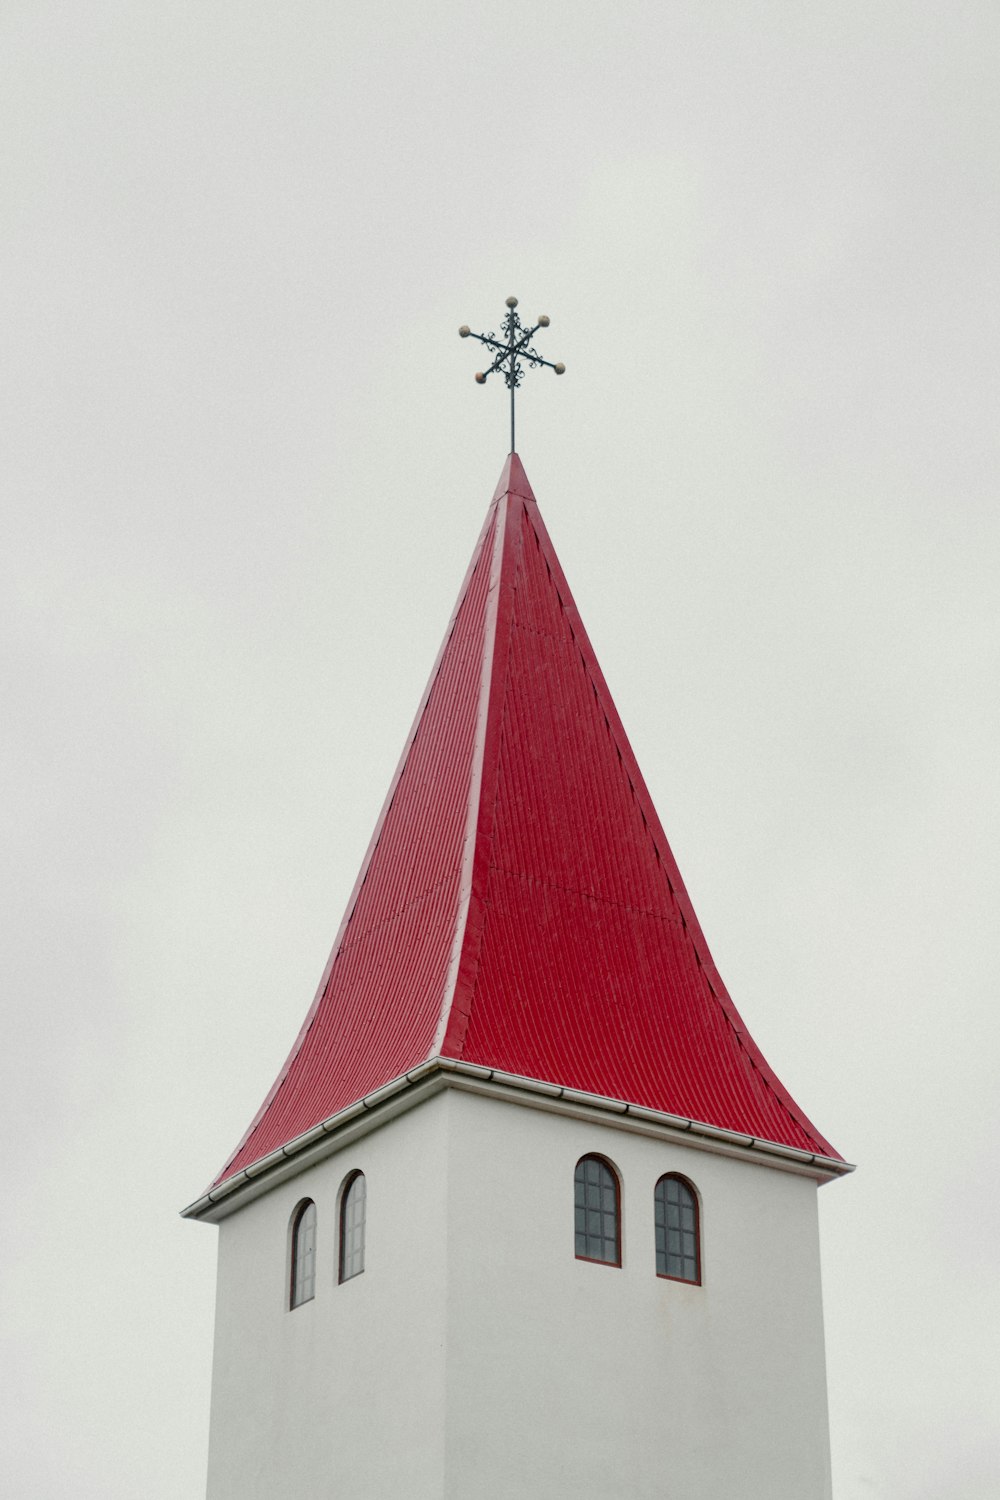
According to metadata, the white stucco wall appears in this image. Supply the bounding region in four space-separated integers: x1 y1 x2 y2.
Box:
205 1092 450 1500
203 1084 833 1499
442 1088 832 1500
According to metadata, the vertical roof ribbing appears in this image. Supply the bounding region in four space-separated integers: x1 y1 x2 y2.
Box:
213 455 839 1187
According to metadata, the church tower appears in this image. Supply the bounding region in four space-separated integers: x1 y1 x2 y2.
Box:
184 452 850 1500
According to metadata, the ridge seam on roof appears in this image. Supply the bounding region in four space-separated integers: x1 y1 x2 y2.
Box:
438 491 526 1060
451 500 528 1055
208 495 502 1189
485 861 681 922
431 494 513 1059
333 868 461 956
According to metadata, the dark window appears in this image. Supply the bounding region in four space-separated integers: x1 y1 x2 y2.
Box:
339 1171 366 1283
654 1174 700 1284
574 1155 621 1265
290 1200 317 1308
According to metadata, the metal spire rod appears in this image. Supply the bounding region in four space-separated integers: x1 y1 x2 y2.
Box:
459 296 565 453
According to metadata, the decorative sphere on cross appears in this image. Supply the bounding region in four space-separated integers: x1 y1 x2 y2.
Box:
458 296 565 452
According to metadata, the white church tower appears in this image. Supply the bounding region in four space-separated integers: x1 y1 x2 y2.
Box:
183 452 851 1499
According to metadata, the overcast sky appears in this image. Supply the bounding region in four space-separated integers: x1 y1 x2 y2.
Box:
2 4 998 1497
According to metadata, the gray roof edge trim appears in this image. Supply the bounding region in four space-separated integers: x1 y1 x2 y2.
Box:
180 1056 854 1218
179 1059 447 1221
435 1059 855 1177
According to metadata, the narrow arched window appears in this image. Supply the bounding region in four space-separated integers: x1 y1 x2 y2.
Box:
289 1199 317 1309
654 1174 700 1284
339 1171 366 1283
574 1155 621 1265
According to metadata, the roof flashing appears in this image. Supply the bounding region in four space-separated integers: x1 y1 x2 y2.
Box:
183 1058 853 1223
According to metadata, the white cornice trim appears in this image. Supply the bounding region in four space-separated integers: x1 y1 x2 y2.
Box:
181 1057 854 1223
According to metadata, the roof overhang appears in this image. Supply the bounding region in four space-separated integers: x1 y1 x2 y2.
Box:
181 1058 854 1224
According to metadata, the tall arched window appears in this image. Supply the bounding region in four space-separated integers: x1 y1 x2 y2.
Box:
574 1155 621 1265
289 1199 317 1309
339 1171 366 1283
654 1174 700 1284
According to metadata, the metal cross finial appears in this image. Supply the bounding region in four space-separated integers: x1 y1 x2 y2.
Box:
458 296 565 453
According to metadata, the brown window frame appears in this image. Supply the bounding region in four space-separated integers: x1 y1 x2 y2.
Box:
653 1173 701 1286
574 1153 622 1268
289 1198 317 1309
338 1170 367 1284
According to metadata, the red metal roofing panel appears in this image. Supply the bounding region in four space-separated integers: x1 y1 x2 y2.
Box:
214 499 500 1183
449 475 836 1157
212 453 839 1188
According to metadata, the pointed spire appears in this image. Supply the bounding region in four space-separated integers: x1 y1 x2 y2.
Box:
491 450 536 502
211 458 840 1189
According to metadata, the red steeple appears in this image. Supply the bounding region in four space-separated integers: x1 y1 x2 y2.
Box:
214 455 840 1187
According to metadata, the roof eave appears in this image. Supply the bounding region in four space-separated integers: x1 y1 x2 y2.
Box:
181 1057 854 1223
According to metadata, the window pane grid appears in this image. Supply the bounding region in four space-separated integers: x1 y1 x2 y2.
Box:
290 1201 317 1308
340 1173 366 1282
574 1156 619 1264
654 1176 699 1283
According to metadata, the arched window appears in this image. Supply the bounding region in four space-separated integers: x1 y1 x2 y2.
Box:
339 1171 366 1283
289 1199 317 1309
574 1155 621 1265
654 1174 700 1284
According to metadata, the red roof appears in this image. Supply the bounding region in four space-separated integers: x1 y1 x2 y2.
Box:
215 455 839 1185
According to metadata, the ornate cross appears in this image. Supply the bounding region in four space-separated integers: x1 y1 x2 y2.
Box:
459 296 565 453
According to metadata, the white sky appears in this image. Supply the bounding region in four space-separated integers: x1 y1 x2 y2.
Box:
2 4 998 1496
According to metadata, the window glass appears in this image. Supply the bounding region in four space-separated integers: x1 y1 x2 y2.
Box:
574 1156 620 1265
290 1200 317 1308
654 1175 700 1284
340 1172 366 1282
